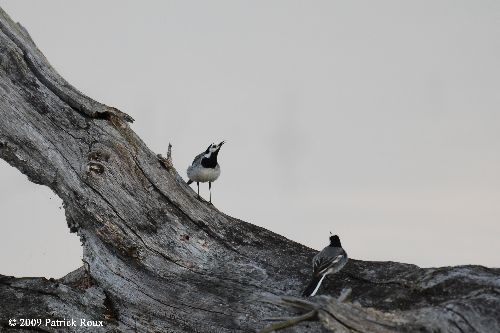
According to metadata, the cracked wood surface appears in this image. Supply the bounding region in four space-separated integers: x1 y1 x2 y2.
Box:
0 6 499 333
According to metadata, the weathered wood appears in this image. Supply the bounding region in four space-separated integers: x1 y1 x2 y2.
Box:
0 6 499 333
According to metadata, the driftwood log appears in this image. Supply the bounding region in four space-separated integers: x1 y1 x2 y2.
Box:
0 7 499 333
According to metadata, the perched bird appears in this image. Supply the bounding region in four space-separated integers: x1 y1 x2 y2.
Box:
302 234 348 297
187 141 225 203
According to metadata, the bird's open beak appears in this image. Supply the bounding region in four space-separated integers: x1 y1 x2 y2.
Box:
215 141 225 152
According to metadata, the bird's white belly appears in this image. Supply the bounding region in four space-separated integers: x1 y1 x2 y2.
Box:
187 165 220 182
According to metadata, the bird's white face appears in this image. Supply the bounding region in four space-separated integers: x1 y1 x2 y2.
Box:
204 143 218 158
204 142 224 158
208 144 218 153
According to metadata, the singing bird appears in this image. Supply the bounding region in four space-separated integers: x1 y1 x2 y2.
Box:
187 141 225 203
302 234 348 297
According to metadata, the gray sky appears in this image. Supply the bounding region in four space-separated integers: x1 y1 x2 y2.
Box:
1 0 499 278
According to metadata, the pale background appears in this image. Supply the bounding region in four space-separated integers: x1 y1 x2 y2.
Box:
1 0 499 278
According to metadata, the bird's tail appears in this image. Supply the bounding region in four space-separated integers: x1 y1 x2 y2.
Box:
186 179 193 185
302 275 326 297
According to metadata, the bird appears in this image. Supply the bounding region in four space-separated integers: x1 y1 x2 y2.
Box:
302 234 348 297
186 141 225 203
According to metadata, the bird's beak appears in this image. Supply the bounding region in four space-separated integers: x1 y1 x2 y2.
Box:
215 141 225 152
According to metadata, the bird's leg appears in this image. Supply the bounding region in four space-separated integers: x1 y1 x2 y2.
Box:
209 182 212 203
197 182 200 199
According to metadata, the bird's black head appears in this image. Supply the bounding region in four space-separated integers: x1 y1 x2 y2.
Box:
202 141 225 168
204 141 225 155
329 235 341 247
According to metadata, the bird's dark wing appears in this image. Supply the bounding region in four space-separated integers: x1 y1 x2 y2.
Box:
191 152 205 166
312 248 345 276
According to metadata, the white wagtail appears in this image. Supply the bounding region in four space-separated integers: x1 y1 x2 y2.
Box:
302 234 348 297
186 141 225 203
